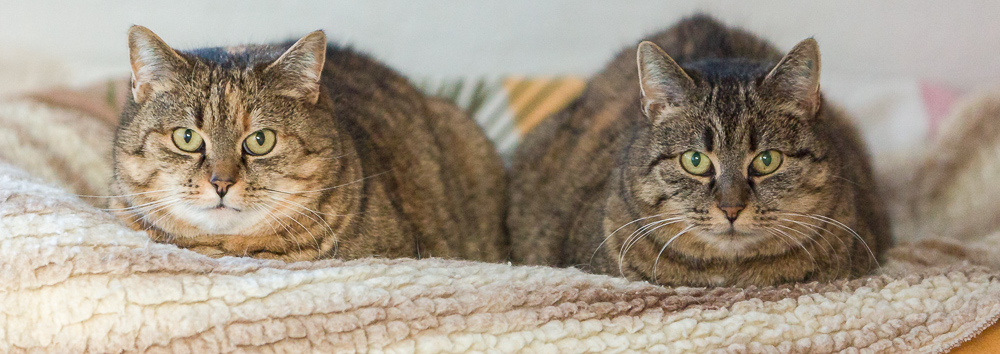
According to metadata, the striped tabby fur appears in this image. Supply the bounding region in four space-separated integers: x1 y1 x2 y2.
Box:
110 27 508 262
509 15 893 286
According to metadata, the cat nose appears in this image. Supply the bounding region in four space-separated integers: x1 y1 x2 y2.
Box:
713 173 750 223
210 176 235 197
718 204 744 223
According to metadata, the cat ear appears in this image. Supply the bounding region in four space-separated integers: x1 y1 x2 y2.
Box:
266 30 327 104
636 41 695 122
128 25 188 104
763 38 822 115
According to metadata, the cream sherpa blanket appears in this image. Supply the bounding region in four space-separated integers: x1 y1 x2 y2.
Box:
2 83 1000 353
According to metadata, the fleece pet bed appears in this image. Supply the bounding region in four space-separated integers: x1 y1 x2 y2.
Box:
1 78 999 353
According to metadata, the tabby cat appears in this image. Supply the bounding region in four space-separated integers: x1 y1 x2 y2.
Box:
110 26 508 262
509 15 893 287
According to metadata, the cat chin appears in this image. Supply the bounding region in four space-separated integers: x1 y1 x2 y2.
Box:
165 203 264 235
687 230 779 258
697 234 761 256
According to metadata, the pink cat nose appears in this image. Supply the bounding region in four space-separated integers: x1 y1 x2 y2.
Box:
718 205 744 223
210 176 235 197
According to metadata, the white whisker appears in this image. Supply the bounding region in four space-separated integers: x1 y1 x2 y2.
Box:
267 199 321 254
141 199 183 233
256 203 297 245
75 188 176 199
618 218 681 263
266 195 336 252
102 194 180 212
652 225 695 285
589 213 674 267
618 218 683 278
781 212 880 270
115 197 182 223
766 227 815 267
831 175 861 188
780 218 851 278
616 218 673 275
622 220 682 266
776 222 838 277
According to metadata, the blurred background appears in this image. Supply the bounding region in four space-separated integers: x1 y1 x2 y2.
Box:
1 0 998 159
2 1 997 88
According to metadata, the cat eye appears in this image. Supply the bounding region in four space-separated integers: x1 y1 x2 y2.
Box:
751 150 784 175
171 128 204 152
680 151 712 176
243 129 277 156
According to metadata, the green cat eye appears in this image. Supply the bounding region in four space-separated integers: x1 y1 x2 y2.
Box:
751 150 784 175
680 151 712 176
243 129 277 156
171 128 203 152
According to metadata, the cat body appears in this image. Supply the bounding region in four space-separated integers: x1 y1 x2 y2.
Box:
509 16 892 286
111 27 507 262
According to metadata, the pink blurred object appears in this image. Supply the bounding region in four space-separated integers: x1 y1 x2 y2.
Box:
921 82 961 137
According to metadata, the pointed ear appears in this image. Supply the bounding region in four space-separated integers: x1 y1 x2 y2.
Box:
636 41 695 122
763 38 822 115
128 25 188 103
266 30 327 104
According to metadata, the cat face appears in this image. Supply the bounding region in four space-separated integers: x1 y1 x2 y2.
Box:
113 26 336 237
630 39 836 258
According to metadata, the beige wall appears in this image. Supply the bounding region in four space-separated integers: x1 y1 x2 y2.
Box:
1 1 998 90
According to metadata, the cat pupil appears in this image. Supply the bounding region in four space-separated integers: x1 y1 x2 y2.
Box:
761 152 771 166
691 153 701 166
183 130 192 143
255 132 265 145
